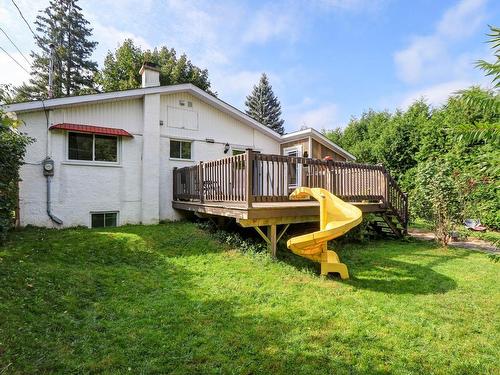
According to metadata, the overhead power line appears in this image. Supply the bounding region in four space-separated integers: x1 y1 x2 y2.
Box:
0 44 30 74
0 26 31 67
10 0 38 39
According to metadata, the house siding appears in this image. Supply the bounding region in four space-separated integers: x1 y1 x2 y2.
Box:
16 92 280 228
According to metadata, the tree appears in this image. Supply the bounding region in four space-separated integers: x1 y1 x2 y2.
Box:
0 84 15 104
245 73 285 135
376 101 429 181
412 156 463 246
475 25 500 89
15 0 98 101
0 110 33 242
455 25 500 144
326 110 391 164
96 39 214 94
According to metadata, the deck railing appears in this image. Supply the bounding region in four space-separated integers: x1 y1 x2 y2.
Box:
173 150 408 228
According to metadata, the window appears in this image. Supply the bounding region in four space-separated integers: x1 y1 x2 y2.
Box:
170 139 192 159
68 132 118 162
91 212 118 228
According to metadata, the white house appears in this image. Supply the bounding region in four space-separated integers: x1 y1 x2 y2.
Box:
4 63 355 228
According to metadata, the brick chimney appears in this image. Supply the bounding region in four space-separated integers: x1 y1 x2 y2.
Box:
139 62 160 88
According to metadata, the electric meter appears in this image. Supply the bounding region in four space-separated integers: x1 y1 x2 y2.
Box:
42 157 55 176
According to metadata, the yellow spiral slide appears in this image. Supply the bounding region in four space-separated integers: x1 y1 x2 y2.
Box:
286 187 363 279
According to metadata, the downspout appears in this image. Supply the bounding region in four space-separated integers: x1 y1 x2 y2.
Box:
46 175 63 225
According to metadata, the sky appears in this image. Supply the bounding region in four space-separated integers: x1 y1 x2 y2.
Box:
0 0 498 132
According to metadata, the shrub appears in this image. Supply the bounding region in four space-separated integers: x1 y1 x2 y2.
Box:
412 157 463 245
0 110 33 242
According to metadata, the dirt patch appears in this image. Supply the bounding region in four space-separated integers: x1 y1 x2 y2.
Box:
409 229 499 253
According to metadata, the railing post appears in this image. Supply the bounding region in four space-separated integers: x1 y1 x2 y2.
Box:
173 167 178 201
198 161 204 203
403 192 409 233
245 149 253 208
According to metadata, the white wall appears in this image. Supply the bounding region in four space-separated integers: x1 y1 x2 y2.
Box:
18 99 144 227
158 92 279 220
16 91 280 227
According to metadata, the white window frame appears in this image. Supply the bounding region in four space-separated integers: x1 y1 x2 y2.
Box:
66 131 121 165
169 138 193 161
283 145 303 189
89 211 119 228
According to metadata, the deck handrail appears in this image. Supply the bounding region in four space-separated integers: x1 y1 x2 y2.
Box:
172 151 408 231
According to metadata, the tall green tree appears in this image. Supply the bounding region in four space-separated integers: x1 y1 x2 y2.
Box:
15 0 98 101
96 39 214 94
476 25 500 88
245 73 285 135
376 101 429 180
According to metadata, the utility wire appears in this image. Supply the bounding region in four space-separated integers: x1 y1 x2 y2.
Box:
10 0 38 39
0 26 31 67
0 44 30 74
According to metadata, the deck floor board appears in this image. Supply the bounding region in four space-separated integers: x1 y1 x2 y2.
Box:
172 200 385 223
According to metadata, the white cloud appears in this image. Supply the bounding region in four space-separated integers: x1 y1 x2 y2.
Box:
317 0 385 11
92 21 152 60
394 0 487 85
213 71 262 103
290 103 339 130
242 6 297 44
399 80 473 108
437 0 486 39
394 36 445 84
0 52 30 86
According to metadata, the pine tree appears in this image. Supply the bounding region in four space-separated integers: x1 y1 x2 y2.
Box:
245 73 285 135
15 0 98 100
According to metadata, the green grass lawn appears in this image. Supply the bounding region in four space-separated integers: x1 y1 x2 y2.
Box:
1 223 499 374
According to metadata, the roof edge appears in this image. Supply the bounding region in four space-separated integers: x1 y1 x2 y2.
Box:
1 84 283 142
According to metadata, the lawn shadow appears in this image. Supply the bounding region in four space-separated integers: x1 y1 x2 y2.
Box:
277 239 463 295
2 229 389 374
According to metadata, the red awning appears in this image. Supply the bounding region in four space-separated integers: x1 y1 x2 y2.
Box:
49 123 133 137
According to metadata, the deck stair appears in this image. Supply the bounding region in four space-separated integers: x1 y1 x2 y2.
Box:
371 213 405 238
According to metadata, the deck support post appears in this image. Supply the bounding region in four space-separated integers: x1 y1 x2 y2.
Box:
267 224 277 257
245 149 253 209
253 224 279 258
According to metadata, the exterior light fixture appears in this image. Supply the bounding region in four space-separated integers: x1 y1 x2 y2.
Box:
205 138 215 143
224 143 230 154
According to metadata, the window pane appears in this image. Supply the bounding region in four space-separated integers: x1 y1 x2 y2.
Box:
181 141 191 159
104 213 117 227
68 133 93 160
170 140 180 158
95 135 117 162
91 213 105 228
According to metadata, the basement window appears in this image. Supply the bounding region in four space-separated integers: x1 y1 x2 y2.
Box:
170 139 192 160
68 132 118 162
91 212 118 228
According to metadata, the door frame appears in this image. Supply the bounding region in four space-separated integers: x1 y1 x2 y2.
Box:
283 145 303 190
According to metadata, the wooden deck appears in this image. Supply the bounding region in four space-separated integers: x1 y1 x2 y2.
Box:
172 150 408 254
